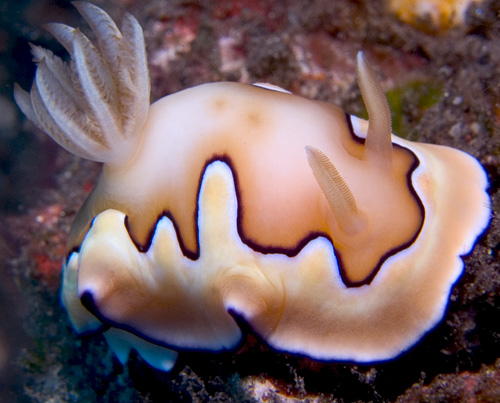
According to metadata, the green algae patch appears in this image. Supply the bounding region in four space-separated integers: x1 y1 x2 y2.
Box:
387 81 443 138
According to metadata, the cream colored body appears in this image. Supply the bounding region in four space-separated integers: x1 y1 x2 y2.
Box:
62 113 489 370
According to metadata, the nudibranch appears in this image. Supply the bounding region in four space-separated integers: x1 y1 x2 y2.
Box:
14 2 490 372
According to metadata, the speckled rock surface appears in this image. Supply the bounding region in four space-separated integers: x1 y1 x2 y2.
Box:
1 0 499 401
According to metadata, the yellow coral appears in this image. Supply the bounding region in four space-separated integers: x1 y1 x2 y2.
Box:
389 0 483 29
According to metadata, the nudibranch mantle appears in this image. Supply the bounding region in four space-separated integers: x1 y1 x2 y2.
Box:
14 2 490 372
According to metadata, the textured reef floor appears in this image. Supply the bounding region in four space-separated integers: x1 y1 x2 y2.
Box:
1 0 500 401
